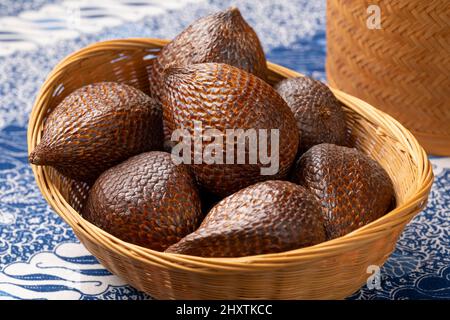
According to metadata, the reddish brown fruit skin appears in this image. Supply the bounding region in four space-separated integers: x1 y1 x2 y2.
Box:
166 180 326 257
162 63 300 196
275 76 348 153
82 151 202 251
29 82 163 182
292 143 395 239
149 7 267 137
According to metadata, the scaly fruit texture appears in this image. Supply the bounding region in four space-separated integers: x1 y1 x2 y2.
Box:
166 180 326 257
29 82 163 182
82 151 202 251
162 63 299 196
149 7 267 108
275 76 348 153
292 143 395 239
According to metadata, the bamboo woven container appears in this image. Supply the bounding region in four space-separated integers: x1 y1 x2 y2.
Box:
28 38 433 299
326 0 450 156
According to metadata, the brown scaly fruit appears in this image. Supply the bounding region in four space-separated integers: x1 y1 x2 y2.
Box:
149 7 267 117
292 143 395 239
166 180 326 257
29 82 163 182
162 63 299 197
275 76 348 153
82 151 202 251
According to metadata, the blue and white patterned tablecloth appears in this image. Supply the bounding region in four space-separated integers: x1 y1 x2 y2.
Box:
0 0 448 300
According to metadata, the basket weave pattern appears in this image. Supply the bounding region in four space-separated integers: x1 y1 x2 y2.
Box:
326 0 450 155
28 39 433 299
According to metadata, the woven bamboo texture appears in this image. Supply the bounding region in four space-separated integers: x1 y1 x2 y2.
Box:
326 0 450 155
28 38 433 299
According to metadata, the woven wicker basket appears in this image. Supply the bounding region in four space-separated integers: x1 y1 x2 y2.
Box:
28 38 433 299
326 0 450 156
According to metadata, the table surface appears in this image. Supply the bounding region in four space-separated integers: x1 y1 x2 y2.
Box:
0 0 449 300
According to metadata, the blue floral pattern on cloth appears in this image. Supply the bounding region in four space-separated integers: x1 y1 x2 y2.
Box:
0 0 448 300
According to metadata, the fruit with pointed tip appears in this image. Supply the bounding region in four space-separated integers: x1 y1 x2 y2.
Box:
149 6 267 137
162 63 299 196
292 143 395 239
166 180 326 257
275 76 348 153
29 82 163 182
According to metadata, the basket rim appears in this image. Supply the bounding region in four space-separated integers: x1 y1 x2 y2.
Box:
27 38 434 271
